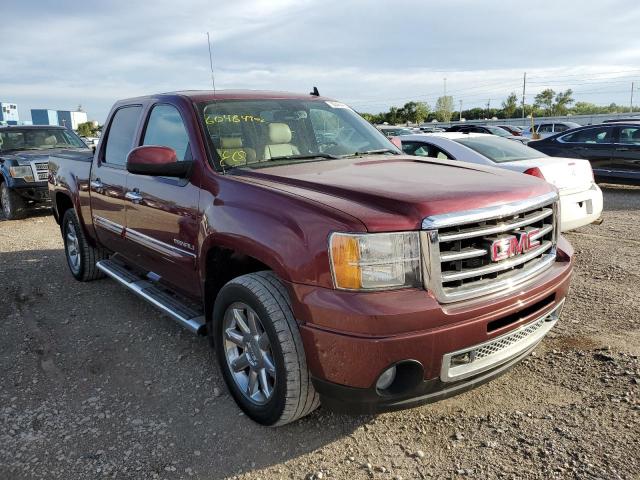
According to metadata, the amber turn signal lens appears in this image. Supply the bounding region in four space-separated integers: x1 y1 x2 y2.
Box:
330 234 361 289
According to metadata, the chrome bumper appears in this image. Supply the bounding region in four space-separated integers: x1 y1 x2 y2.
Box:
440 299 564 383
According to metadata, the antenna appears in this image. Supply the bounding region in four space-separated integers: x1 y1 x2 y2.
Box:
207 32 216 92
310 86 320 96
206 31 225 174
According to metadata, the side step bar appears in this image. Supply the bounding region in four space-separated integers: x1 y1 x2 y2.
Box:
96 259 206 335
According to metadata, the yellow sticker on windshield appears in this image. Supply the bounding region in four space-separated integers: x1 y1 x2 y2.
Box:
219 149 247 165
205 114 265 125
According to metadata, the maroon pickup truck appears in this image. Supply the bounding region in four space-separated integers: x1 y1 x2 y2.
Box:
48 90 573 426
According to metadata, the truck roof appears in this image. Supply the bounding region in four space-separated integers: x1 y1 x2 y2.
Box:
0 125 66 131
114 89 333 104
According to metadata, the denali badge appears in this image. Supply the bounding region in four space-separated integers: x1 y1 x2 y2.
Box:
490 229 540 262
173 239 195 251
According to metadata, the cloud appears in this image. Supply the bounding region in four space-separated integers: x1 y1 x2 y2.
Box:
2 0 639 123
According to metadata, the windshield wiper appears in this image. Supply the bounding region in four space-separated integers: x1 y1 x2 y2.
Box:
343 148 400 157
2 147 42 152
267 153 339 161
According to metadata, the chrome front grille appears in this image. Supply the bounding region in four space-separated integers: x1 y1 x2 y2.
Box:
421 192 559 303
32 162 49 181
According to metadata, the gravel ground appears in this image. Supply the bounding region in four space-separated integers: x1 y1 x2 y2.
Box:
1 185 638 480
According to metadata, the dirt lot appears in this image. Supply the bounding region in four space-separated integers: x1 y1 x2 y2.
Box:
1 185 638 480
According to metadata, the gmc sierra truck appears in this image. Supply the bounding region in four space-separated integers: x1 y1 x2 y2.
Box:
0 125 90 219
48 90 573 426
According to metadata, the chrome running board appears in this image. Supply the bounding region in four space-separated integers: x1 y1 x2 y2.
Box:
96 259 206 335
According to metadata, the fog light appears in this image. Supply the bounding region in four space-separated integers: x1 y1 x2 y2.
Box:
376 366 397 390
451 351 475 366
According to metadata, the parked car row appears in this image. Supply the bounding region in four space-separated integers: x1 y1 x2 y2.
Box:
445 124 529 144
386 118 640 186
394 132 603 232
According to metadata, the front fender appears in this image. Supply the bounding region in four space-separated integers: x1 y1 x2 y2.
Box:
196 174 367 290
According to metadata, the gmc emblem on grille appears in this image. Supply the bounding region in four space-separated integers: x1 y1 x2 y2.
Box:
490 229 541 262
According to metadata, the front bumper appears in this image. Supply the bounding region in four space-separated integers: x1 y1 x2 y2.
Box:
559 183 603 232
10 181 50 202
292 239 573 412
313 335 544 414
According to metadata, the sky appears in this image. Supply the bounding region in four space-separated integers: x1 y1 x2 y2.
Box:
2 0 640 124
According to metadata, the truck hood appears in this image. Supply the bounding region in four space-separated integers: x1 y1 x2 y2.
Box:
231 155 555 231
0 148 90 165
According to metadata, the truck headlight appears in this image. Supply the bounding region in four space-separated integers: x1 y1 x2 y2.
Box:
329 232 421 290
9 165 34 182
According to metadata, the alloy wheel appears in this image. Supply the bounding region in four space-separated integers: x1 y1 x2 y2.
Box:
222 302 276 405
65 220 81 274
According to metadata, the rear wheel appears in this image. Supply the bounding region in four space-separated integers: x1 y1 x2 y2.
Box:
211 271 319 426
62 209 107 281
1 182 26 220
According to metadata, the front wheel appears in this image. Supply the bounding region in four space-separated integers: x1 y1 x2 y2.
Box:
1 182 26 220
62 209 107 281
211 271 319 426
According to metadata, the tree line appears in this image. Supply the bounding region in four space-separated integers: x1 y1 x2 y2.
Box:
359 89 640 125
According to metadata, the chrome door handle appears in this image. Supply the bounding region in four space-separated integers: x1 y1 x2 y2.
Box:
90 179 104 189
125 191 143 203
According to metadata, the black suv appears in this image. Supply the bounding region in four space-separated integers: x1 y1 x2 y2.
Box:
0 126 90 219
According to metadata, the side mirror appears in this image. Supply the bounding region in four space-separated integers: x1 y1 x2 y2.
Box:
126 145 192 177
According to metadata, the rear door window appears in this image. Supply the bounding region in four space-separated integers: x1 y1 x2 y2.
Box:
618 126 640 145
559 126 613 144
538 124 553 133
103 106 142 166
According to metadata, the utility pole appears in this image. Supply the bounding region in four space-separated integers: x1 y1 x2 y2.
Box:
521 72 527 122
459 100 463 121
631 82 635 113
486 99 491 119
444 77 447 97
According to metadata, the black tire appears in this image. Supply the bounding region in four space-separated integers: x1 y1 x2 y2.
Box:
211 271 320 426
61 209 108 281
1 182 27 220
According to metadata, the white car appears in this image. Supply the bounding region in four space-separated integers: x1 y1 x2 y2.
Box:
397 132 603 232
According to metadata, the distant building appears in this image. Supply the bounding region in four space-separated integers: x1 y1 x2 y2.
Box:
31 109 59 126
0 102 20 125
58 110 88 130
31 108 88 130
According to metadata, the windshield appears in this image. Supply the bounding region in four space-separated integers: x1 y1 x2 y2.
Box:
455 135 547 163
198 99 398 170
0 128 86 152
484 126 512 137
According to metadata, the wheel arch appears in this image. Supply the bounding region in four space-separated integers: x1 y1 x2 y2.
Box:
54 190 99 248
201 241 290 325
